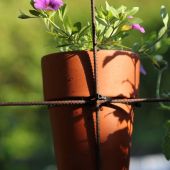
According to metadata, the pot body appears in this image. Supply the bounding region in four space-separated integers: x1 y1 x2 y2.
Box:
41 50 140 170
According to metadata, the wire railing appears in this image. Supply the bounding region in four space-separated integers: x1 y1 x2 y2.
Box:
0 97 170 107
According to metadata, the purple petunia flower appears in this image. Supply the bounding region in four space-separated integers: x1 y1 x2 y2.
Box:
127 16 133 19
132 24 145 33
34 0 63 11
140 64 147 75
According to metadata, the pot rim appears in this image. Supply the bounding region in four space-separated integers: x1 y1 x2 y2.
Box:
42 49 139 60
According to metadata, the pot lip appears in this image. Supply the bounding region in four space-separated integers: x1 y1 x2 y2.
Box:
42 49 139 61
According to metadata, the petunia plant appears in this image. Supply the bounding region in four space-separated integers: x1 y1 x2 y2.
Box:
19 0 147 51
18 1 169 67
19 0 170 159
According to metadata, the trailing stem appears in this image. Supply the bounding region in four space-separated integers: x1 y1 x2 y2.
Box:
156 70 170 110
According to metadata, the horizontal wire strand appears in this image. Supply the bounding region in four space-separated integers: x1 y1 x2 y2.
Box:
0 98 170 107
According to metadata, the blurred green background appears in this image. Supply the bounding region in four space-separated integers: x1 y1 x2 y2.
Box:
0 0 170 169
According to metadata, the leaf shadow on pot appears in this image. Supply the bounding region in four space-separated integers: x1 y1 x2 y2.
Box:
99 50 138 169
102 50 139 68
68 51 95 97
80 103 134 170
77 50 139 170
49 105 97 170
100 103 134 170
102 50 139 98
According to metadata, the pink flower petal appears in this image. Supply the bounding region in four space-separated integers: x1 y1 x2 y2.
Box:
132 24 145 33
34 0 63 10
127 16 133 19
140 65 147 75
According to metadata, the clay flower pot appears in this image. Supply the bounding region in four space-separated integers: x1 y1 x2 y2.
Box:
41 50 140 170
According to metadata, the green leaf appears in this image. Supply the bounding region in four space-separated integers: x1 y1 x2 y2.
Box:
99 5 107 16
56 43 73 48
18 11 33 19
96 8 105 19
127 7 139 16
128 17 143 24
132 42 141 53
61 4 67 18
104 27 113 38
165 38 170 45
162 120 170 160
58 10 63 21
152 55 168 71
158 6 169 39
64 17 72 35
113 20 120 28
96 17 108 26
72 22 82 34
110 7 119 18
96 23 105 35
160 5 169 28
105 1 111 11
155 41 168 54
105 2 117 20
162 91 170 98
107 10 114 20
57 5 67 21
158 27 167 39
79 24 90 37
29 10 41 17
74 22 82 31
118 5 127 14
49 11 57 18
30 0 35 9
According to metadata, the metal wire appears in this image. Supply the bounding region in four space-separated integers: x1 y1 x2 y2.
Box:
0 98 170 107
90 0 101 168
0 100 88 107
90 0 98 94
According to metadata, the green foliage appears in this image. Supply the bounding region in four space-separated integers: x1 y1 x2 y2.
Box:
152 55 168 71
138 5 169 69
95 3 142 49
19 1 170 65
19 1 146 51
163 120 170 160
18 11 34 19
19 4 91 51
0 1 55 169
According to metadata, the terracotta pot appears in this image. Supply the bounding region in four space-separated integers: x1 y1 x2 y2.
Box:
41 50 140 170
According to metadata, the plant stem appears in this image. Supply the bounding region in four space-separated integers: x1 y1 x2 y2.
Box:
156 70 170 110
47 17 70 37
156 70 163 98
139 30 168 54
108 21 124 38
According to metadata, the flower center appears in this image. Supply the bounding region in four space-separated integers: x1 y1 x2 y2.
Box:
48 2 56 9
